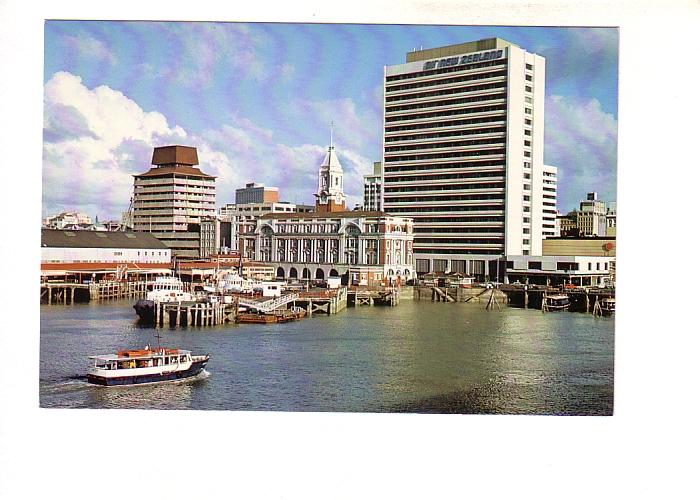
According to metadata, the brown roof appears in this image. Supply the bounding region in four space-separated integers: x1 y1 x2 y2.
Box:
177 261 239 270
260 210 389 220
41 229 169 249
134 165 216 179
152 145 199 166
41 262 171 271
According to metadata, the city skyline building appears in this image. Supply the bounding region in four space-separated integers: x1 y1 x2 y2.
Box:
606 202 617 237
235 182 280 204
219 200 314 254
43 211 93 229
382 37 549 277
577 192 607 237
363 161 383 211
131 145 216 258
237 144 415 284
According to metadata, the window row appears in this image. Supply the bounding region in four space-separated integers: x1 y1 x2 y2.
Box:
384 159 505 173
386 60 506 84
385 148 506 163
385 182 505 193
386 92 506 114
385 114 505 134
385 126 506 143
385 137 505 153
385 81 507 103
385 104 507 123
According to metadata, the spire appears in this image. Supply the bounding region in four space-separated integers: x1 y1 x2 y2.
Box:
330 121 334 150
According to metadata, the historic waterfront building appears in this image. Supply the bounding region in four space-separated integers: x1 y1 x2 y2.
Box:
382 38 552 279
315 144 346 212
241 144 415 284
132 145 216 259
219 199 313 253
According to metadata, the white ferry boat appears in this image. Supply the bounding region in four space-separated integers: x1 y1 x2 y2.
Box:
146 276 193 302
133 276 194 322
87 346 209 386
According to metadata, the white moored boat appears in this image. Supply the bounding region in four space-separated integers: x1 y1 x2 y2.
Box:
146 275 193 302
87 345 209 386
543 294 570 311
133 276 193 322
600 297 615 315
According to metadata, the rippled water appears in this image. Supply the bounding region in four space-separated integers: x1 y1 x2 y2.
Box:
40 297 614 414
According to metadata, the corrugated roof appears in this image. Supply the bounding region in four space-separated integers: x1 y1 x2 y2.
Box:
41 229 170 249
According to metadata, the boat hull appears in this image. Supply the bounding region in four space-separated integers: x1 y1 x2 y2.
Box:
133 299 155 322
86 357 209 386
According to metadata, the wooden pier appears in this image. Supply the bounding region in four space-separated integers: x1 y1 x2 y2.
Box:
41 280 150 304
499 285 615 314
153 300 238 328
346 286 399 307
414 286 507 304
294 287 348 316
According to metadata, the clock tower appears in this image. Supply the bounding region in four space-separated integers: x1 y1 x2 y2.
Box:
315 134 346 212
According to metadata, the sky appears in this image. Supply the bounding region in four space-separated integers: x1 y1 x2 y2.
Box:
42 22 618 221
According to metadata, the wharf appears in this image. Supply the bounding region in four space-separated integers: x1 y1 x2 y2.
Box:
346 286 400 307
414 285 507 304
154 299 238 328
41 280 149 304
294 287 348 316
499 285 615 313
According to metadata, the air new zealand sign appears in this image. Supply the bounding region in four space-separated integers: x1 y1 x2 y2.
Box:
422 49 504 71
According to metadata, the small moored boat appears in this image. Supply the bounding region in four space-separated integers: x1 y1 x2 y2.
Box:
87 345 209 386
600 297 615 315
543 294 570 311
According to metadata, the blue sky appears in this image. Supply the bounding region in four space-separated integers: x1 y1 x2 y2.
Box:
43 22 618 220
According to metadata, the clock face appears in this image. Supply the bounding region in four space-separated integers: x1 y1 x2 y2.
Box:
320 194 327 204
335 193 342 204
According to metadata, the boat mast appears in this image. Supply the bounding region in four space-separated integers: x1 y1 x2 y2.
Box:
154 330 162 352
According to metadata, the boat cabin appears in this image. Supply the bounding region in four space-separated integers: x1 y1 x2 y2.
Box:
89 348 193 371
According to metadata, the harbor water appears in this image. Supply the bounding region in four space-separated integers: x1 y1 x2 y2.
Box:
39 297 614 414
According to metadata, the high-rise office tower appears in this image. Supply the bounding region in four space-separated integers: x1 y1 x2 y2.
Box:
132 145 216 258
382 38 549 278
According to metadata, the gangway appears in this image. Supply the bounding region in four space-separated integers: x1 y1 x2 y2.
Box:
238 293 300 313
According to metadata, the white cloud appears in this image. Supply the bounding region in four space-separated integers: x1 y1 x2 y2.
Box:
157 23 296 88
545 94 618 211
61 34 116 65
283 96 383 160
42 72 370 220
43 72 187 219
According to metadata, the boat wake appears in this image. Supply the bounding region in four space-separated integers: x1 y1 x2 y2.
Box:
40 377 91 395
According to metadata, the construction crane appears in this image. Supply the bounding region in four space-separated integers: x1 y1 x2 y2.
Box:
119 197 134 231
